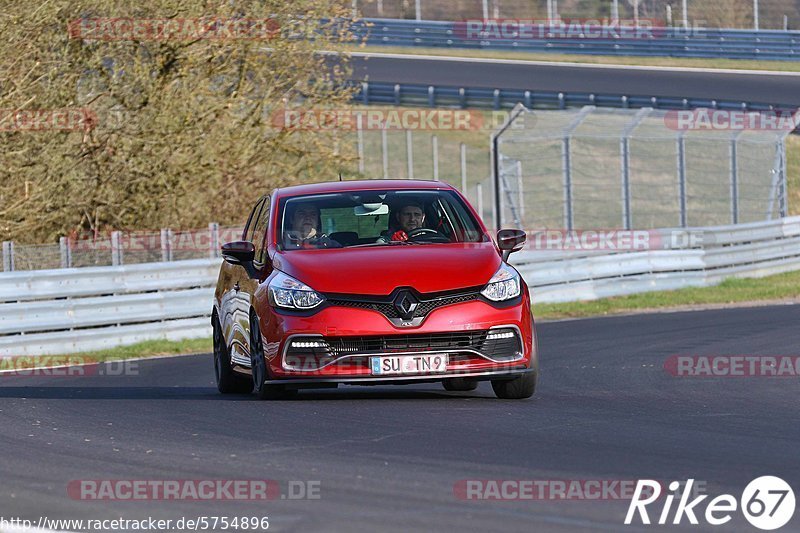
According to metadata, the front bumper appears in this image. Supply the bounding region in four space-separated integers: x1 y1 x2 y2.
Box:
255 294 536 381
264 367 534 387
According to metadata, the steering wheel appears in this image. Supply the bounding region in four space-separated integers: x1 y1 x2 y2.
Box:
407 228 450 243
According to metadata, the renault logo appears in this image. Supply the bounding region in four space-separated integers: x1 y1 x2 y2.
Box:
393 290 419 320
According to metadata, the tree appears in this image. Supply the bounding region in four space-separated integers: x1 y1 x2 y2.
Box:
0 0 359 243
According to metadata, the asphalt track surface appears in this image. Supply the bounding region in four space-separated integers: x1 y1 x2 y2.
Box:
2 304 800 532
349 53 800 107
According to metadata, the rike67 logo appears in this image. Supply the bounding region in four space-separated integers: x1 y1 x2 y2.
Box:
626 477 795 530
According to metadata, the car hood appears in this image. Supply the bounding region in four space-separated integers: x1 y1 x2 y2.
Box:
272 242 501 295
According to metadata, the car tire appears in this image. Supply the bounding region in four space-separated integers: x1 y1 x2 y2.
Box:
442 378 479 392
213 315 252 394
491 372 537 399
250 312 297 401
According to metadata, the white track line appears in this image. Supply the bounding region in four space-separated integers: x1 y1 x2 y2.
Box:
330 49 800 77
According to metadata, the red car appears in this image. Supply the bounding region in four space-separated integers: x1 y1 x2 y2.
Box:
212 180 538 399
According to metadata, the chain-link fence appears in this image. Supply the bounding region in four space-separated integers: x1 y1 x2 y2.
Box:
2 226 244 272
493 105 792 231
354 0 799 30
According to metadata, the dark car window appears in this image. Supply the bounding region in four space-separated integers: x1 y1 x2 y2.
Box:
278 189 487 250
251 196 270 263
243 196 267 242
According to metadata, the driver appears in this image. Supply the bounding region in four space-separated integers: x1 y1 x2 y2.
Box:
377 201 427 243
283 202 339 249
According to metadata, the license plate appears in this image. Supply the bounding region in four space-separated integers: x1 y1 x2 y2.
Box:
370 354 448 375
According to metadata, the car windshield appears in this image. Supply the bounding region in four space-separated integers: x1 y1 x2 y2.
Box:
278 189 487 250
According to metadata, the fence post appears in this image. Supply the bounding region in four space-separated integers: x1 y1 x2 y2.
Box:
357 112 365 174
381 129 389 179
406 130 414 179
621 108 651 230
781 140 789 218
677 135 688 228
460 143 467 192
209 223 220 259
432 135 439 181
2 241 14 272
59 236 72 268
516 160 525 224
477 183 484 221
730 135 740 224
111 231 123 266
161 228 173 262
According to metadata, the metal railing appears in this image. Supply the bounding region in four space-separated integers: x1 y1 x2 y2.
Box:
3 216 800 355
354 18 800 61
353 80 787 113
2 225 243 272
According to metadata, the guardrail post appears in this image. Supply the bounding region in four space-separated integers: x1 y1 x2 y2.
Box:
111 231 123 266
493 89 501 110
432 135 439 181
59 236 72 268
459 88 466 109
208 223 219 259
558 93 565 110
406 130 414 179
427 86 435 107
393 84 401 106
524 91 531 108
361 82 369 105
677 134 688 228
2 241 14 272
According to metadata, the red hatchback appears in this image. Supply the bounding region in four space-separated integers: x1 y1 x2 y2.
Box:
212 180 538 399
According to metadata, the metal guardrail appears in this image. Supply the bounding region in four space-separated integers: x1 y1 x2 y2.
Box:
355 18 800 61
2 217 800 355
353 80 785 112
0 259 219 356
514 217 800 303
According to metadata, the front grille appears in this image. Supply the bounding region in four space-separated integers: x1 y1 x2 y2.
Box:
326 288 480 322
285 328 523 363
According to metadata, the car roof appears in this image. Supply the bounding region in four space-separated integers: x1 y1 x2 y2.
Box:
273 179 455 198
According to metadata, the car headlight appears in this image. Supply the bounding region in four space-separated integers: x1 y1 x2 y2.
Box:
268 271 325 310
481 264 521 302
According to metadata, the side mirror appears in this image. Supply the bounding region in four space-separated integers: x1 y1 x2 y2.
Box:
221 241 255 265
497 229 526 261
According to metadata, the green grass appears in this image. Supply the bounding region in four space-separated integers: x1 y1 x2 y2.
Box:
534 269 800 320
346 44 800 72
81 337 212 361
